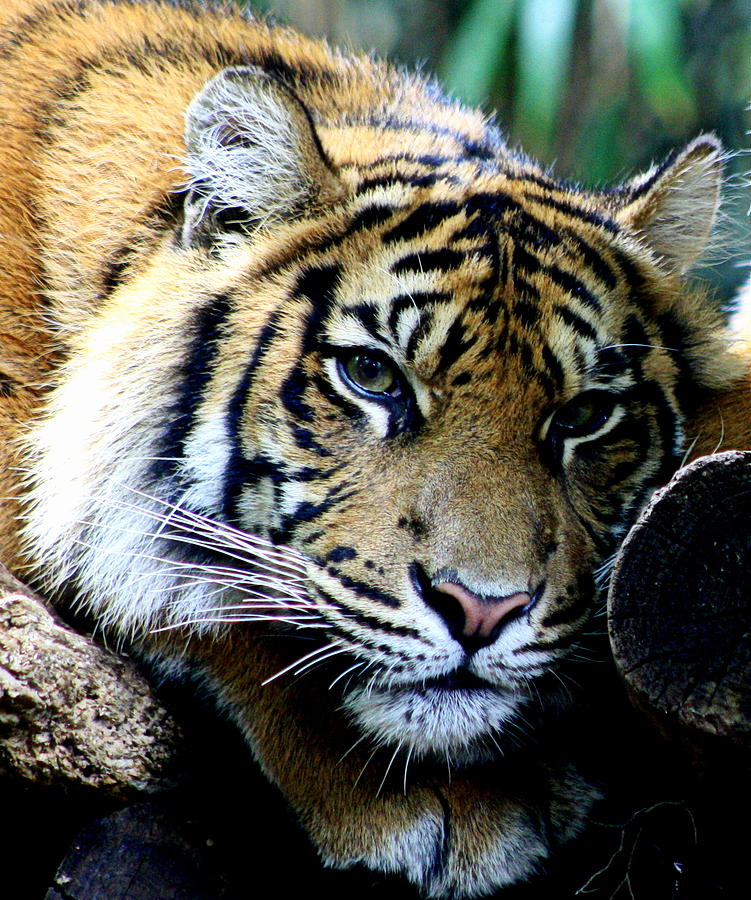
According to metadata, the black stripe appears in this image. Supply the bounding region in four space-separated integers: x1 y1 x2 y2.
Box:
222 308 284 521
297 263 342 353
361 114 498 162
541 345 565 391
281 365 315 422
355 172 440 193
347 303 383 342
466 191 565 248
274 484 357 543
391 248 465 275
625 148 679 200
152 292 232 482
317 566 406 608
438 317 476 371
100 245 132 297
237 454 339 490
387 294 416 338
513 249 602 313
619 314 652 360
594 346 631 378
654 311 708 416
290 424 332 455
513 242 542 275
515 298 540 327
547 265 601 312
311 370 364 422
429 790 452 885
555 305 599 341
524 192 618 233
382 201 462 244
343 203 396 236
630 378 683 479
562 228 618 289
315 590 424 654
610 250 650 312
353 152 454 171
391 290 452 310
405 312 433 361
323 567 404 610
255 47 336 90
533 367 556 402
512 276 539 302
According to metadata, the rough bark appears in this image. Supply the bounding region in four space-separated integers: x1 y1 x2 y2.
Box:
0 563 182 797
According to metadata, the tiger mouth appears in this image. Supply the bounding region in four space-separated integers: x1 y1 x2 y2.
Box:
406 668 492 693
341 666 523 758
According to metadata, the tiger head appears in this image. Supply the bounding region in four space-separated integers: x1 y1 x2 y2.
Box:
24 66 740 774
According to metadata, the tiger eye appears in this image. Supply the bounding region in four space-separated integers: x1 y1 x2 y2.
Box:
344 352 397 394
553 393 613 436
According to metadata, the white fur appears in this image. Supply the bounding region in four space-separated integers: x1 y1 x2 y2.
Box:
183 66 317 237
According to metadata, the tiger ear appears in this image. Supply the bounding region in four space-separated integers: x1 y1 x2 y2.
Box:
181 66 344 247
613 135 724 274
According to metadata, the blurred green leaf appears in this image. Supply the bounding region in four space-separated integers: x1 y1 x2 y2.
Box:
513 0 577 155
629 0 695 128
577 101 628 185
441 0 517 106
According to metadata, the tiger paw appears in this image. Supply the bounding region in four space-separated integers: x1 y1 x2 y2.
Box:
306 761 597 898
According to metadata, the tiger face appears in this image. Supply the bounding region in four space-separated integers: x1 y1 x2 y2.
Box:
206 184 649 763
6 11 745 896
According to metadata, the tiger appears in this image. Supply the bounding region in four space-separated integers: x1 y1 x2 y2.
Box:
1 1 750 896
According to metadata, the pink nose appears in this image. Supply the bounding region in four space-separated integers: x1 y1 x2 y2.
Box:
433 581 531 643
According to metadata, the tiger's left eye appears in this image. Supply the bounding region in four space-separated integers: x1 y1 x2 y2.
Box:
549 392 615 438
340 351 399 396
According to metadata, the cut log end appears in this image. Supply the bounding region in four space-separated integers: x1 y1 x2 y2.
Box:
608 450 751 743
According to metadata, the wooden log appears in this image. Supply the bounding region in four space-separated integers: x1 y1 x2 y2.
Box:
608 450 751 745
43 802 235 900
0 562 182 797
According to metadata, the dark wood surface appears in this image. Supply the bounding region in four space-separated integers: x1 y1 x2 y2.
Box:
609 450 751 743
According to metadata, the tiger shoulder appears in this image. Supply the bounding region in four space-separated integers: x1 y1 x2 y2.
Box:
1 1 750 897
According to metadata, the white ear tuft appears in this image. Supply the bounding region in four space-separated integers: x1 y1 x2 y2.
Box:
181 66 343 246
614 135 724 274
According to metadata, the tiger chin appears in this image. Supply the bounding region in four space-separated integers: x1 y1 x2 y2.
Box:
1 2 750 897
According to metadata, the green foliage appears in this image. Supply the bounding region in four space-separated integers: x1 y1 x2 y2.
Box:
441 0 516 106
441 0 750 188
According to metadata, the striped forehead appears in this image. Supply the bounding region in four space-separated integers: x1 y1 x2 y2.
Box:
322 249 486 369
315 176 626 392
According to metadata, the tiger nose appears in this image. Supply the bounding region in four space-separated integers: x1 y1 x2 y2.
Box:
431 581 532 652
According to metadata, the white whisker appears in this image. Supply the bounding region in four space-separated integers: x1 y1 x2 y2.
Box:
152 615 327 633
337 732 370 765
353 744 381 790
328 659 368 691
376 742 404 797
402 743 414 795
292 645 351 677
261 640 347 686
